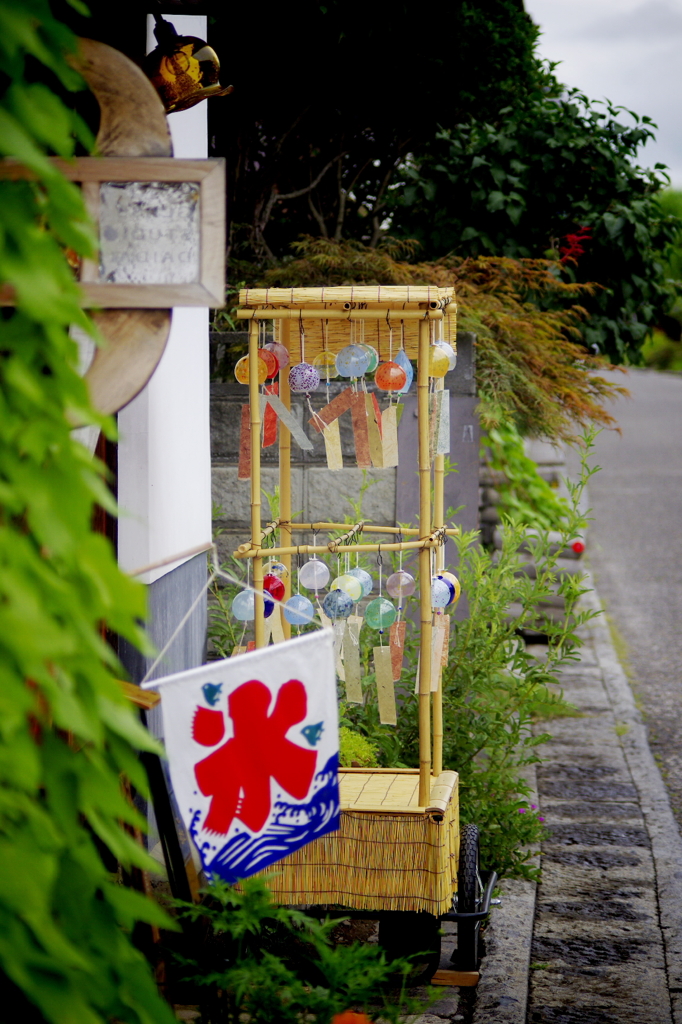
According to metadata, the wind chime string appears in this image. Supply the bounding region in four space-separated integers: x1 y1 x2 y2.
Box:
139 542 327 684
323 318 331 402
396 530 404 622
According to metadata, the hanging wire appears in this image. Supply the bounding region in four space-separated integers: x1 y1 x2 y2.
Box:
299 311 305 364
396 529 404 621
322 318 332 401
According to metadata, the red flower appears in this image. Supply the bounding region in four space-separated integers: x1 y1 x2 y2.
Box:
560 225 592 265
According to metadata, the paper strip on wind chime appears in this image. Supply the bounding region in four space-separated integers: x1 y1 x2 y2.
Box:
142 630 339 885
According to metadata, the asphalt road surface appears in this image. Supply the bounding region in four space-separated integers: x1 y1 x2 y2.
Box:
587 368 682 824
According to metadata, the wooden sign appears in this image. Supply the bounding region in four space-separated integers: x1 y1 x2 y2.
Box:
0 157 225 309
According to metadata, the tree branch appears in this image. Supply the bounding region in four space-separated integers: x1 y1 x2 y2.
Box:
276 153 345 201
308 194 329 237
368 158 402 248
333 160 346 242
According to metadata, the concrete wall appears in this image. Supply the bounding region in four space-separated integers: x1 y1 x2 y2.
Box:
211 332 478 562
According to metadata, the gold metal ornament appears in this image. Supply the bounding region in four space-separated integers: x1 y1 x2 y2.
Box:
145 17 233 113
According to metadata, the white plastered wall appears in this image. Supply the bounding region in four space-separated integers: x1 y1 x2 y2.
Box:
117 14 212 584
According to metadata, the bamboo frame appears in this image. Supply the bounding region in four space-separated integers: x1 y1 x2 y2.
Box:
234 536 449 560
241 522 459 551
236 308 444 321
249 320 266 647
258 769 460 914
433 375 446 777
279 320 293 639
417 317 433 805
234 299 457 361
239 286 454 305
242 287 454 821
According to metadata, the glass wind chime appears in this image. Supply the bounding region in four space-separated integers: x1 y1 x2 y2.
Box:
229 310 461 698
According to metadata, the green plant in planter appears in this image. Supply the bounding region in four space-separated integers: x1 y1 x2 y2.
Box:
339 725 380 768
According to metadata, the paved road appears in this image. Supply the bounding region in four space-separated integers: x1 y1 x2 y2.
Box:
588 369 682 824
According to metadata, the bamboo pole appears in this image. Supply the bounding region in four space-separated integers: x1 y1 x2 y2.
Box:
417 317 433 805
236 308 444 321
248 319 265 648
233 537 446 560
279 320 292 639
326 521 365 550
258 519 281 542
239 285 453 305
237 524 459 551
432 375 445 777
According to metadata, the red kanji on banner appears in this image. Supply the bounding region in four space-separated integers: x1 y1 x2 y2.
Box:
192 679 317 834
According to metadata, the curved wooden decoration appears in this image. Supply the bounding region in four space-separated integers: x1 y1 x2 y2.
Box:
72 37 172 158
85 309 172 415
70 39 173 414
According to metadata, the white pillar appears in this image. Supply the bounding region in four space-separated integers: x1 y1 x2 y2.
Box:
117 14 212 584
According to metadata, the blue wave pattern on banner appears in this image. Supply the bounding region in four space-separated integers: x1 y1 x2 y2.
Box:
192 753 340 884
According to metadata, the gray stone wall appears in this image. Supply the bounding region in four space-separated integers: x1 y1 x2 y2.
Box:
210 332 478 560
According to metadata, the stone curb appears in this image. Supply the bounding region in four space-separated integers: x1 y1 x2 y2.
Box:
463 570 682 1024
472 853 537 1024
582 574 682 1023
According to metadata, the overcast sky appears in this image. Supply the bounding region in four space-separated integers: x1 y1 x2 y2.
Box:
525 0 682 188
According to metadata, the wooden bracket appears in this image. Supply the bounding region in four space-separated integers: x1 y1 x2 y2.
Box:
431 969 480 987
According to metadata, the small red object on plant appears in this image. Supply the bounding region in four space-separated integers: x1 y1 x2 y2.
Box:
559 225 591 265
332 1014 372 1024
571 539 585 554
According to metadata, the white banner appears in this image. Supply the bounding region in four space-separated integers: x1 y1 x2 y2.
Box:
143 630 339 884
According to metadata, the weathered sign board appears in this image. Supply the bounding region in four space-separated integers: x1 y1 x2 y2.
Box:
0 156 225 308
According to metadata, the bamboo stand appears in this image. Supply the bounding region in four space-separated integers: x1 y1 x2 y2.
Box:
234 286 461 914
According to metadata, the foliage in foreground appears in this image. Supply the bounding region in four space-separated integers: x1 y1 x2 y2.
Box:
345 439 598 879
0 4 175 1022
254 237 628 441
175 877 423 1024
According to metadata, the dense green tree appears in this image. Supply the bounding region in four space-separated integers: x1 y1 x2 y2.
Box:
205 0 542 259
204 2 677 362
388 87 679 361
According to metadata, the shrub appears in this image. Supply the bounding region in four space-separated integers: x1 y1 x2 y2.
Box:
344 439 598 878
257 237 628 441
339 725 380 768
175 877 425 1023
483 422 570 531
